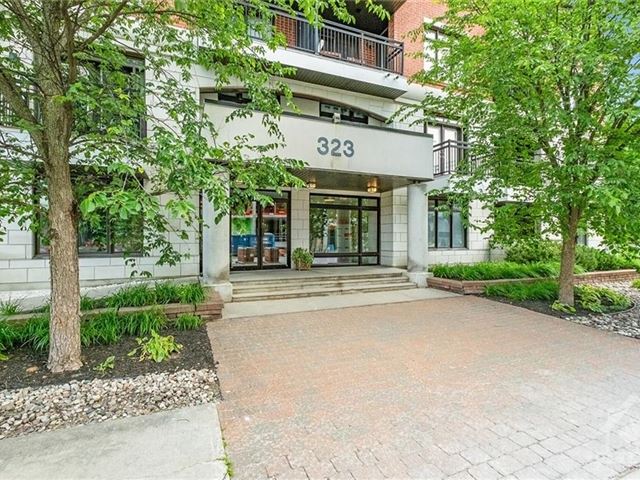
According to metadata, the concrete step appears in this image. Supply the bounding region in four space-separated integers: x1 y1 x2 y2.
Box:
231 281 417 302
230 271 404 287
232 275 410 293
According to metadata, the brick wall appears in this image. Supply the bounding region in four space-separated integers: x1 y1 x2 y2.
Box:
390 0 448 78
275 15 297 47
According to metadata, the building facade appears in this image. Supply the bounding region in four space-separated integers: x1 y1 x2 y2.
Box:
0 0 501 296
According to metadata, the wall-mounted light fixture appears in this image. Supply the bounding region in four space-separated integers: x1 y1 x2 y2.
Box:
307 179 316 189
366 178 379 194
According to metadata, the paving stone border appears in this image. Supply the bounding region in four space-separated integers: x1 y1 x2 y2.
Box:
0 368 220 440
428 269 639 295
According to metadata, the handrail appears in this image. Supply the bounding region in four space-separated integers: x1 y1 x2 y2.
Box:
240 1 404 75
433 140 478 176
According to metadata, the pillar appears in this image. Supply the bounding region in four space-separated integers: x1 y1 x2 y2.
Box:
201 193 233 301
406 182 429 287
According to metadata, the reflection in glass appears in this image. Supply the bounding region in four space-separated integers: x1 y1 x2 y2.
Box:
231 202 259 268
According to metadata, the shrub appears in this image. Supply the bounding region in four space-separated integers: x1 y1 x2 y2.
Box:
93 355 115 374
292 248 313 270
177 283 205 304
81 310 122 346
175 313 202 330
121 309 166 337
129 330 182 363
19 315 50 352
632 279 640 289
551 301 576 314
0 299 22 316
106 284 156 309
431 261 566 281
484 281 632 313
484 280 559 301
505 240 560 264
505 240 640 272
576 284 631 313
154 282 181 304
0 321 21 353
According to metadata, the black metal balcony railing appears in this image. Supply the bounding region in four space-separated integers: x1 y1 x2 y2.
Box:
433 139 480 176
243 3 404 75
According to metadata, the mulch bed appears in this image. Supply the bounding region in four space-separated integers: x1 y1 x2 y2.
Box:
480 282 640 340
0 325 215 391
481 295 599 319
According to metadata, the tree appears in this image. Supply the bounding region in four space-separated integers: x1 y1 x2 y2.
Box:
0 0 387 372
402 0 640 306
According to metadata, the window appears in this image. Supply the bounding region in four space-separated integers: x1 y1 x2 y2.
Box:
75 56 145 138
577 230 588 246
0 92 21 127
319 102 368 124
424 27 448 72
428 197 467 249
217 91 252 104
35 170 144 256
426 122 462 147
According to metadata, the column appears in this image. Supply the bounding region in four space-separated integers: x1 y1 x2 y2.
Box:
406 182 429 287
201 193 233 301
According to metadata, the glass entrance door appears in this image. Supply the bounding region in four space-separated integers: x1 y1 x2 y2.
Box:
230 192 290 270
309 194 380 266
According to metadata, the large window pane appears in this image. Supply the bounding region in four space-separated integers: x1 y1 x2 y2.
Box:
231 202 259 268
310 208 358 254
428 210 436 248
437 211 451 248
452 210 465 248
261 196 288 267
361 210 378 253
310 195 359 207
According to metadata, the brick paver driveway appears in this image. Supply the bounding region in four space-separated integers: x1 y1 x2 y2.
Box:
209 296 640 479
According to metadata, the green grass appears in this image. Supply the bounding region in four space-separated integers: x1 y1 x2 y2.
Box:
430 261 584 281
485 280 632 313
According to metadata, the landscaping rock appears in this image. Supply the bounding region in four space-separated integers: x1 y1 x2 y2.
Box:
0 368 219 440
568 282 640 339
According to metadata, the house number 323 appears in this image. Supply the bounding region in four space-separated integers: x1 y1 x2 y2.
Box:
317 137 355 158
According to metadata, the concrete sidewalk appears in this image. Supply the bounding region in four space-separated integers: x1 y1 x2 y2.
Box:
0 403 228 480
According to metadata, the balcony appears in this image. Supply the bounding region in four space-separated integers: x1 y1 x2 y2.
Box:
433 140 480 176
243 3 404 75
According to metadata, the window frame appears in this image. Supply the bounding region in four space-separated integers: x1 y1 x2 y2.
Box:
428 197 468 250
75 54 146 139
319 101 369 125
424 26 448 72
33 168 145 258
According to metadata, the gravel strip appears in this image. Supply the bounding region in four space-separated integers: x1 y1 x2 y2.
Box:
569 282 640 339
0 368 219 440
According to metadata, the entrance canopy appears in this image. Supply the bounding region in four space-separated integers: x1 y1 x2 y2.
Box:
203 101 433 186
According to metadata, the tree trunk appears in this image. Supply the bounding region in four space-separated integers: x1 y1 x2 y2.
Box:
46 157 82 372
558 208 580 306
40 51 82 372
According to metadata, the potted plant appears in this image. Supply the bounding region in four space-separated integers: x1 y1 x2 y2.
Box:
292 248 314 271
